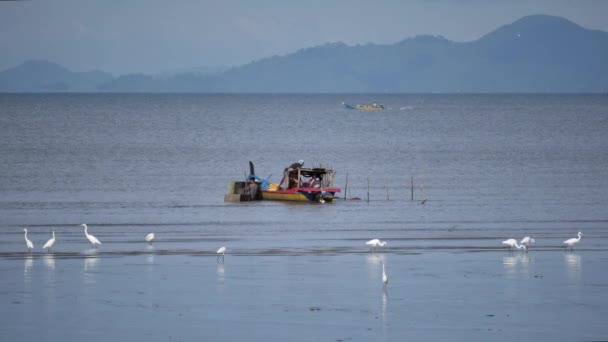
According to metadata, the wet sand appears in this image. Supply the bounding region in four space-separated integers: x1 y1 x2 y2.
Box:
2 247 607 342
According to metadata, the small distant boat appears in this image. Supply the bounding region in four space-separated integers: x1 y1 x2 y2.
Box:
343 102 384 110
224 161 341 203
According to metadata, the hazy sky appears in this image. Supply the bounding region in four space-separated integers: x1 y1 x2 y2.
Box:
1 0 607 75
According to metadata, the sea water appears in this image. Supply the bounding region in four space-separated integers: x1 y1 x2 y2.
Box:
1 94 607 341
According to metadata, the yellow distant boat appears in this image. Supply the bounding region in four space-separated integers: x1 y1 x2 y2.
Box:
343 102 385 110
356 103 385 110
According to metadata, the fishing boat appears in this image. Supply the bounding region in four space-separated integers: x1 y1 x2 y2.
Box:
342 102 384 110
225 161 341 203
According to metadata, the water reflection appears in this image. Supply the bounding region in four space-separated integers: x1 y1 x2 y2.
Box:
564 252 581 281
217 264 225 280
83 256 99 285
366 253 386 282
24 255 33 284
366 253 385 266
146 253 155 269
382 286 388 321
84 256 98 271
502 253 531 275
43 254 56 270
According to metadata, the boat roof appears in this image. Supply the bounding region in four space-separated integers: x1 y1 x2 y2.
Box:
289 167 333 177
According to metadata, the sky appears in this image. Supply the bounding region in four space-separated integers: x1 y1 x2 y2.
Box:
1 0 607 75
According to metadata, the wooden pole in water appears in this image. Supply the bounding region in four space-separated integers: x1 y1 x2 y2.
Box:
421 174 426 204
344 173 349 200
367 177 370 202
411 176 414 201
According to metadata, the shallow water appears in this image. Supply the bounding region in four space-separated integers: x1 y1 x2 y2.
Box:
3 249 608 341
1 94 608 341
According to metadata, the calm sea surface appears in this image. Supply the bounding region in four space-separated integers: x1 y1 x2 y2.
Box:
1 94 608 341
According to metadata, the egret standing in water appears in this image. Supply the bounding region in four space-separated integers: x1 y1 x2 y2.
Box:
564 232 583 250
520 236 535 247
42 231 56 252
145 233 155 245
217 246 226 263
502 238 526 252
23 228 34 252
366 239 387 252
80 224 102 248
382 262 388 286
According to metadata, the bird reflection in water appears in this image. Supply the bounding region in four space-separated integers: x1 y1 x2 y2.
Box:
503 253 531 274
83 256 99 285
24 255 34 283
564 252 581 271
382 285 388 321
217 263 225 280
84 256 98 271
43 254 56 270
366 253 385 266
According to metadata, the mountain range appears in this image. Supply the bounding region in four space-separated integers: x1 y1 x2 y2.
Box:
1 15 607 93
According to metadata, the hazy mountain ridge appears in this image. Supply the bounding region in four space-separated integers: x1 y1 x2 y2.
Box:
1 15 607 93
0 60 113 92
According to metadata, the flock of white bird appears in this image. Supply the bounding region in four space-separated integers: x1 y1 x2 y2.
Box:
21 228 585 285
23 224 228 263
501 232 583 252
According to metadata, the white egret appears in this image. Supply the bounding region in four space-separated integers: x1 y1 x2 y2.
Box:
564 232 583 250
382 262 388 285
80 224 102 248
23 228 34 252
520 236 535 246
42 230 56 252
145 233 155 245
366 239 387 252
217 246 226 263
502 238 526 252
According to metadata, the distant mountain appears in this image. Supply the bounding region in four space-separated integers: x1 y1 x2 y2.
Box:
0 60 113 92
156 65 230 77
2 15 607 93
198 14 608 93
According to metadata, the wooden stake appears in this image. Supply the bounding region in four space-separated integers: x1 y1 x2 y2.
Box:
344 173 349 200
411 176 414 201
367 177 370 202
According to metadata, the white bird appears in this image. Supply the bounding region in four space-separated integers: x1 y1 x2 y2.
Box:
145 233 155 245
80 224 102 248
42 230 56 252
366 239 387 252
217 246 226 263
382 262 388 285
520 236 535 247
23 228 34 252
564 232 583 250
502 238 526 252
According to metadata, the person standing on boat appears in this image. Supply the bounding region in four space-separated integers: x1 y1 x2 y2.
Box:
247 177 258 200
280 160 304 189
288 160 304 170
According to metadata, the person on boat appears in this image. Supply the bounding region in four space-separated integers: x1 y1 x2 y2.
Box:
287 160 304 170
288 176 298 189
279 160 304 189
246 177 258 200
